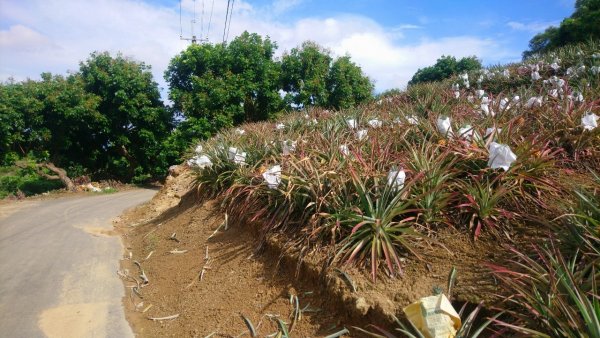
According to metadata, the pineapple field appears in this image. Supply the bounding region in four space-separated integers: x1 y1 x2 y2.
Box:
120 41 599 337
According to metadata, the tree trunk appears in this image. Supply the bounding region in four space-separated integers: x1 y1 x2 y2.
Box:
39 162 75 191
119 145 137 179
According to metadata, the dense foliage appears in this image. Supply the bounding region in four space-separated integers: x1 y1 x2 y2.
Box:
0 52 175 184
281 41 374 109
0 160 64 198
408 55 481 86
523 0 600 58
0 73 102 170
165 32 284 142
0 32 373 196
281 41 332 108
79 52 175 181
166 32 374 146
326 56 374 109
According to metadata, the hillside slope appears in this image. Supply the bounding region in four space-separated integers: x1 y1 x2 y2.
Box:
120 42 600 336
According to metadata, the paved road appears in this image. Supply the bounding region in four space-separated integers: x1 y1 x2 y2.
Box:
0 189 156 338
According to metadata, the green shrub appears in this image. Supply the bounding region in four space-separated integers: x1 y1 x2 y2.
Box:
0 164 64 198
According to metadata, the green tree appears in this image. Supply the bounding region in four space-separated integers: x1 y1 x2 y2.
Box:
281 41 332 107
167 33 374 141
0 74 103 188
166 31 283 144
79 52 174 181
408 55 482 86
0 74 102 167
0 78 40 165
326 56 374 109
523 0 600 58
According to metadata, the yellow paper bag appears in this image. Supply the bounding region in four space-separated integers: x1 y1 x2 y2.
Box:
403 294 461 338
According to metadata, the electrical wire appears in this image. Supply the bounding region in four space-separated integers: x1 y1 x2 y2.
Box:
206 0 215 39
179 0 183 37
200 0 205 39
223 0 231 43
225 0 234 43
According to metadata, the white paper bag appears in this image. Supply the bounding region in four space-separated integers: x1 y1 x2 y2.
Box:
356 129 368 140
488 142 517 171
282 140 297 155
526 97 543 108
582 112 599 131
406 115 419 125
228 147 238 160
387 169 406 191
233 152 246 165
262 165 281 189
368 119 383 128
340 144 350 156
436 117 452 136
189 155 212 169
459 125 476 141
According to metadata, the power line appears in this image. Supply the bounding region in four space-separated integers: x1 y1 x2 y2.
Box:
225 0 235 43
180 0 209 44
179 0 183 38
223 0 231 43
200 0 205 39
206 0 215 39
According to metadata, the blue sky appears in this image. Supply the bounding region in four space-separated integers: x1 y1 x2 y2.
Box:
0 0 574 93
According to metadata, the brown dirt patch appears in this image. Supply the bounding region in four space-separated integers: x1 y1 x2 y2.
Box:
120 200 347 337
81 226 118 237
39 302 111 338
117 167 517 337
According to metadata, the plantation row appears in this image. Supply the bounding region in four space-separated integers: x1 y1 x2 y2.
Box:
186 42 599 336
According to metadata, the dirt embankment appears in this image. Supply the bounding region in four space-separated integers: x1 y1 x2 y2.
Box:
117 167 506 337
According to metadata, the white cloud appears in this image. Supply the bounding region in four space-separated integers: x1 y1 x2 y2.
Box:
272 0 305 14
0 0 520 94
330 34 508 90
395 24 422 30
0 25 58 52
507 21 558 33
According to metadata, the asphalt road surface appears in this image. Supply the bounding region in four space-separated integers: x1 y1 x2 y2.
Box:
0 189 156 338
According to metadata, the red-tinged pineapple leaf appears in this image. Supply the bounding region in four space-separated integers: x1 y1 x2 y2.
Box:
474 220 482 239
352 220 370 234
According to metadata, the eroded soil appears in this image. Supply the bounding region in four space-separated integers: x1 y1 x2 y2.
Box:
118 168 513 337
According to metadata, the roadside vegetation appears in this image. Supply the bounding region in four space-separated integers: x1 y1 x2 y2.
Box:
187 40 600 335
0 33 372 198
0 159 63 199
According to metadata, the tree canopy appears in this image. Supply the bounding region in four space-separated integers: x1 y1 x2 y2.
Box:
523 0 600 58
79 52 174 181
281 41 333 107
279 41 373 109
166 32 374 144
1 52 175 183
0 74 102 169
326 56 374 109
408 55 482 86
165 32 283 143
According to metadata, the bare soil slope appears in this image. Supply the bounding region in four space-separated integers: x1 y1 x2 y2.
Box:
118 167 509 337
